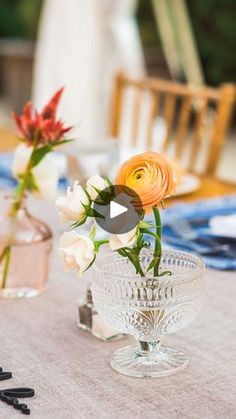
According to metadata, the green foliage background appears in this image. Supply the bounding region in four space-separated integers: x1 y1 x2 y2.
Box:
187 0 236 85
138 0 236 86
0 0 42 40
0 0 235 86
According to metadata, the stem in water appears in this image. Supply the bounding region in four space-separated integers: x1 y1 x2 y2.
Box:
1 246 11 289
153 207 162 277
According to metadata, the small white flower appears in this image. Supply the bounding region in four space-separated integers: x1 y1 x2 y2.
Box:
12 143 59 199
86 175 109 200
59 231 95 276
109 227 138 251
56 181 89 223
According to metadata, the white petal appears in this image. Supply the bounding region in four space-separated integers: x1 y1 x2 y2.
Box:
86 175 108 200
59 231 80 247
12 144 32 178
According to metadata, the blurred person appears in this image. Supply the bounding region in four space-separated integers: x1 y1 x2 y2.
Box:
33 0 145 144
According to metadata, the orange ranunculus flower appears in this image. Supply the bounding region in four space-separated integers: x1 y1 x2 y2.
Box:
116 152 176 211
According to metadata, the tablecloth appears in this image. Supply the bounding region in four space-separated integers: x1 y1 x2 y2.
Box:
0 200 236 419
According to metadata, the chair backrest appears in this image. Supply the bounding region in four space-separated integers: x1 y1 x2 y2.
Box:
109 72 235 175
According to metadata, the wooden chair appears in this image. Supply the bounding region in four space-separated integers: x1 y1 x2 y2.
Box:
109 72 236 202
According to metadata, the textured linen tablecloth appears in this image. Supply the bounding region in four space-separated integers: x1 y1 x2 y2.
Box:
0 199 236 419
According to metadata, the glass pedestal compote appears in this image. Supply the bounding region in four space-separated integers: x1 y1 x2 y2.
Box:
91 249 204 378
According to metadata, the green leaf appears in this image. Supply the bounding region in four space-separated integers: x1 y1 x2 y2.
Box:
24 172 39 192
88 185 113 203
81 201 105 220
87 207 105 220
83 255 96 273
117 246 132 253
81 202 90 211
159 270 172 277
139 220 154 229
96 187 114 203
104 176 113 187
117 248 145 277
136 232 143 244
127 252 144 276
118 249 129 258
81 202 96 219
53 139 73 147
133 233 144 255
70 216 87 229
82 186 91 200
139 228 160 242
147 255 161 271
94 240 109 251
31 144 53 168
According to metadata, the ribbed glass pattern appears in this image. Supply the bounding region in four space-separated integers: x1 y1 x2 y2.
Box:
91 249 204 377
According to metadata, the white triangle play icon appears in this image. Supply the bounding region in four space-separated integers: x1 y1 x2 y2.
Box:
110 201 128 219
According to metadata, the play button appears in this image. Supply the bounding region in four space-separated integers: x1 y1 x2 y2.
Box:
93 185 143 235
110 201 128 219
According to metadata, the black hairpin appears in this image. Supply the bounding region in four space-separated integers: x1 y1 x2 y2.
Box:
0 371 12 381
0 367 34 415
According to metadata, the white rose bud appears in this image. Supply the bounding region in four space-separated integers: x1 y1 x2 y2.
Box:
56 181 89 223
12 143 59 199
86 175 109 200
58 231 95 276
109 227 138 251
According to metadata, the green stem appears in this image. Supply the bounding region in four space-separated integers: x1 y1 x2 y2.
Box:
11 138 38 215
1 246 11 289
1 133 39 289
153 207 162 277
118 249 145 277
0 247 8 265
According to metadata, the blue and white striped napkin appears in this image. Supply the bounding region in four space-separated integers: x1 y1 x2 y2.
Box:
161 194 236 270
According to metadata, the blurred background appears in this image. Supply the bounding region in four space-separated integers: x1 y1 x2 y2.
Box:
0 0 236 273
0 0 235 185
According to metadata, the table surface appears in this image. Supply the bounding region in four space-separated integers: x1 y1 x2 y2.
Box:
0 199 236 419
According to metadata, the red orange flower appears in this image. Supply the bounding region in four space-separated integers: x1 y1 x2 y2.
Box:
12 88 71 145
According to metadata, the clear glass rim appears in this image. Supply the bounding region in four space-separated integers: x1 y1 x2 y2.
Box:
93 249 205 281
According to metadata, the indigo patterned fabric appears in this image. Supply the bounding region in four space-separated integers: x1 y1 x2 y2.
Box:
148 194 236 271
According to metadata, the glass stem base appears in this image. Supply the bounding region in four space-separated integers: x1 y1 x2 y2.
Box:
111 342 189 378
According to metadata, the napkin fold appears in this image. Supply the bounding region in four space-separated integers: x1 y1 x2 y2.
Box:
209 214 236 239
160 194 236 271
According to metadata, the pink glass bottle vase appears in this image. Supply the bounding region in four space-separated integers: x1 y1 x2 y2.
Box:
0 196 53 299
